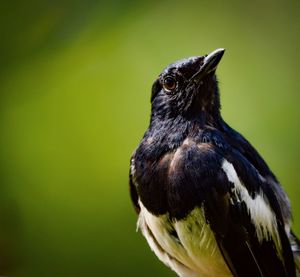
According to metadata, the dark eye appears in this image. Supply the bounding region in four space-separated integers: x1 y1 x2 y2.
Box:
163 76 177 92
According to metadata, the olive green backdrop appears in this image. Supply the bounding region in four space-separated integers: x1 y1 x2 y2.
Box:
0 0 299 276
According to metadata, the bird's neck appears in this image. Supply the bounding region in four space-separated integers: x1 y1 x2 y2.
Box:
151 109 222 134
141 112 223 161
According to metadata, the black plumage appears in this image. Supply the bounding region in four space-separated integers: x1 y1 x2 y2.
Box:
129 49 299 277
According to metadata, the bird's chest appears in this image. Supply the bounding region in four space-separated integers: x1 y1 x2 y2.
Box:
137 202 232 277
133 136 208 218
133 141 178 215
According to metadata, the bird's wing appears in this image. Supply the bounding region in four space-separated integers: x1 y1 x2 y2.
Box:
220 121 292 222
168 141 296 277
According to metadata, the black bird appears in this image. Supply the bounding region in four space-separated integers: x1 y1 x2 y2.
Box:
129 49 300 277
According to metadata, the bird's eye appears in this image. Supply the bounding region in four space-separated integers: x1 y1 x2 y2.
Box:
163 76 177 92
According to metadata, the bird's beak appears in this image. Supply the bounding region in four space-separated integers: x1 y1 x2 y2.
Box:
189 48 225 84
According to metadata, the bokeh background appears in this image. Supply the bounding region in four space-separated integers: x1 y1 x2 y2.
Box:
0 0 299 276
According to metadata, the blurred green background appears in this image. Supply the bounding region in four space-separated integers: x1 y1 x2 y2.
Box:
0 0 299 276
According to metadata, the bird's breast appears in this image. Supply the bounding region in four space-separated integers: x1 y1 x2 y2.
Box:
134 137 200 216
133 137 221 218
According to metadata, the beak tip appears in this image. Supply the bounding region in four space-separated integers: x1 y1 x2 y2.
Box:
189 48 225 83
204 48 225 60
212 48 225 57
203 48 225 69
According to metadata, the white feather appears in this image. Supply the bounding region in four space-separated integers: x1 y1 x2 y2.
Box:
138 201 232 277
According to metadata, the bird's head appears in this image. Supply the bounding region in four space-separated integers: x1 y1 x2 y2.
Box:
151 48 225 122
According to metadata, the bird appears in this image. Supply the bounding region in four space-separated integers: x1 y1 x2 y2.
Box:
129 48 300 277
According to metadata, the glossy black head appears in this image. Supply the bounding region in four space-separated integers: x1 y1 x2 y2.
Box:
151 48 225 120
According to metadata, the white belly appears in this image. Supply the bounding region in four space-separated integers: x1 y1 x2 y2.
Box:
137 202 232 277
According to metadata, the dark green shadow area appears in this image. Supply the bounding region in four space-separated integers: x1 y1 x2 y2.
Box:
0 0 299 276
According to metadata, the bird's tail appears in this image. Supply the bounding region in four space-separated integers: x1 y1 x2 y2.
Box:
289 231 300 277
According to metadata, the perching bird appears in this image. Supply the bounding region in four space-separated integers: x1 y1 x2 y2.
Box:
129 48 300 277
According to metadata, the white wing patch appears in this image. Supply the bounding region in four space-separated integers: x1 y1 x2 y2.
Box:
221 159 281 249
